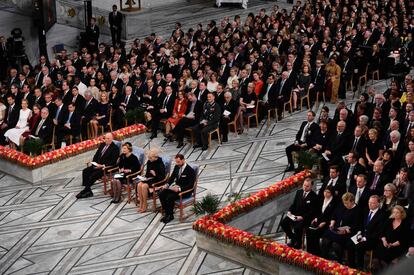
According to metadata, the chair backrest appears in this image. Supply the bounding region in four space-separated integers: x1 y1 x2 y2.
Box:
188 163 199 196
161 155 172 177
113 140 122 150
132 146 145 165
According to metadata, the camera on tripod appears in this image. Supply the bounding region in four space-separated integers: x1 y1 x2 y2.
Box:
10 28 25 56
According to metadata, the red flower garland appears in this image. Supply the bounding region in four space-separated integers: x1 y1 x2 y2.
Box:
193 171 368 275
0 124 146 169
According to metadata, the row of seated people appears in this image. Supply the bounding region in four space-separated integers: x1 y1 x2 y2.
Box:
282 177 414 271
77 132 197 224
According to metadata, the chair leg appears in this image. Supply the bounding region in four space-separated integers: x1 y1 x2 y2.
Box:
307 97 310 110
216 129 221 144
208 133 212 148
300 98 303 112
247 116 250 131
275 109 278 122
267 110 271 126
255 114 258 128
127 185 131 203
179 205 184 222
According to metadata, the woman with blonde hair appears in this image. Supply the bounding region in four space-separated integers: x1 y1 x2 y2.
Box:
136 148 166 212
90 92 110 138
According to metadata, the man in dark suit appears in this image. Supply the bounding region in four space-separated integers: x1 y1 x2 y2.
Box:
275 71 292 119
0 95 19 145
321 120 349 176
76 133 119 199
309 59 326 106
281 178 317 249
341 152 365 192
285 111 320 171
61 81 73 105
109 5 122 46
19 83 35 109
192 93 221 151
57 103 81 147
347 126 367 158
195 81 209 103
159 154 196 223
349 174 371 209
173 92 203 148
30 107 53 145
339 54 353 99
319 165 346 200
86 17 100 53
219 91 238 143
346 195 384 269
258 74 278 122
71 87 86 110
80 90 98 139
367 160 389 196
150 85 175 139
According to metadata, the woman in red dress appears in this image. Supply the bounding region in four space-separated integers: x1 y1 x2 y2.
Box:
20 104 41 147
164 90 187 141
252 71 264 95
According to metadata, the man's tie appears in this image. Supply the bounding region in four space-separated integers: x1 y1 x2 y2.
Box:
356 189 362 204
328 179 334 187
35 119 44 136
178 166 183 178
55 107 61 120
303 191 307 199
370 174 379 190
124 95 129 104
300 122 310 143
352 137 359 151
163 95 169 109
66 112 73 124
367 211 373 223
7 106 12 122
101 144 109 156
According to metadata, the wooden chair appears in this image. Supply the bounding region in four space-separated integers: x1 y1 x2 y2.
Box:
371 69 380 84
244 101 259 131
227 112 239 136
174 164 199 222
134 155 172 212
41 125 56 153
366 250 374 271
315 89 326 109
267 107 278 126
98 140 122 194
282 90 293 118
208 127 221 147
97 108 113 136
185 127 195 144
299 88 310 111
108 146 145 203
358 65 369 93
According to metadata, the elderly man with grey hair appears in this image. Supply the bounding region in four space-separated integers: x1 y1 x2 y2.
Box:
385 130 404 161
81 89 98 139
219 91 238 142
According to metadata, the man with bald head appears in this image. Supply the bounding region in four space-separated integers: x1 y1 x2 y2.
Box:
76 132 119 199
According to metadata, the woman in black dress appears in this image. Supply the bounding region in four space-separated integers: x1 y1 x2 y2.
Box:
306 187 336 256
237 82 257 134
137 148 166 213
321 192 362 263
90 92 110 138
110 143 141 203
376 206 410 266
292 64 311 111
365 128 383 171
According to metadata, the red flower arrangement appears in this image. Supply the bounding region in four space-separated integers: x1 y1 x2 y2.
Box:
193 171 368 275
0 124 146 169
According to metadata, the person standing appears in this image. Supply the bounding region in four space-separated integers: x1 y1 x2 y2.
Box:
86 17 100 53
109 5 123 46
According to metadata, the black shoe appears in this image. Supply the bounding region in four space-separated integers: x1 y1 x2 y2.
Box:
76 189 93 199
222 136 228 143
160 216 167 223
287 241 295 247
111 199 121 204
150 133 157 139
201 146 208 151
193 144 202 149
162 214 174 224
176 142 184 148
284 165 294 172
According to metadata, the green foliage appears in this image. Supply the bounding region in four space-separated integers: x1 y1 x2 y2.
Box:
23 138 43 156
297 150 320 170
125 109 145 124
193 193 221 216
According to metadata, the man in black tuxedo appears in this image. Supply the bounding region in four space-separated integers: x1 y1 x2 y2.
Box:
86 17 100 53
53 97 68 130
367 160 389 196
339 54 353 99
285 111 320 171
347 126 366 158
309 59 325 106
0 95 19 145
321 120 349 176
80 90 98 139
318 165 346 200
195 81 209 103
192 93 221 151
61 81 73 105
76 133 119 199
109 5 122 46
150 85 175 139
346 195 384 269
341 152 365 192
71 86 86 110
159 154 196 223
275 71 292 119
351 173 371 207
29 107 53 145
219 92 238 143
281 178 317 249
57 103 81 147
173 92 203 148
258 74 278 122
